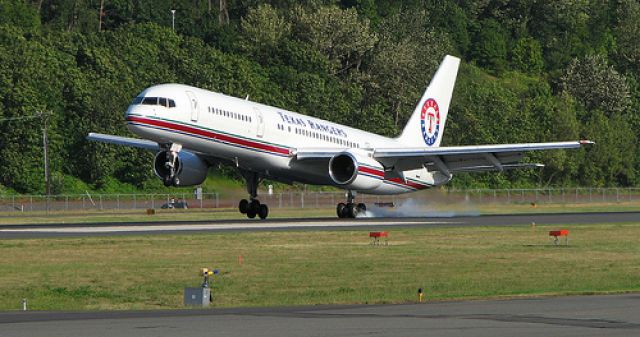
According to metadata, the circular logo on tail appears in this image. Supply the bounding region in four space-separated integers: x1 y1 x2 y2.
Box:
420 98 440 146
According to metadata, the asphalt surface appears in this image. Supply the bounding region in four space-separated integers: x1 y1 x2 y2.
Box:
0 211 638 238
2 294 640 336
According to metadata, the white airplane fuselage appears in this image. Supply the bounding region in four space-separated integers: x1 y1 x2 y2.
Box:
125 84 441 195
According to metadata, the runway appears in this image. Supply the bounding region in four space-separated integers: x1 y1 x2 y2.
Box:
0 212 638 238
1 294 639 336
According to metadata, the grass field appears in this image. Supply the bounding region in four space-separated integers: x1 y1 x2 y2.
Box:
1 221 640 311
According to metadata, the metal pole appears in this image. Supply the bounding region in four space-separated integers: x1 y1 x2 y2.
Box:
42 111 51 212
171 10 176 31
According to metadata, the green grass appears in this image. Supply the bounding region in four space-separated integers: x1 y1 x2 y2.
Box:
1 222 640 310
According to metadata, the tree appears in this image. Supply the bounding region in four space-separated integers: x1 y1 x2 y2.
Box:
470 19 507 72
560 54 630 118
293 5 377 75
511 37 544 75
239 4 290 59
614 0 640 73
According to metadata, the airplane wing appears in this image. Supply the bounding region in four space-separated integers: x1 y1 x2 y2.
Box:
87 132 161 151
373 141 593 175
295 140 592 176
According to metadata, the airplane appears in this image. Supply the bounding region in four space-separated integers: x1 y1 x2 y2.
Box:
88 55 592 219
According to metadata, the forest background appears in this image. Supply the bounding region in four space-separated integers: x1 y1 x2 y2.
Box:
0 0 638 194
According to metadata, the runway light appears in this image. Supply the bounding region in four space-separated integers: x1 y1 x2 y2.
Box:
418 288 424 303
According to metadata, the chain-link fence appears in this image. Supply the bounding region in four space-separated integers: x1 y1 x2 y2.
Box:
0 187 638 213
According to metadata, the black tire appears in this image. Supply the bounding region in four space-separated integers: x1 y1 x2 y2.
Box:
336 203 346 218
347 203 357 218
249 199 260 214
357 203 366 212
258 204 269 220
163 176 172 187
239 199 249 214
247 210 257 219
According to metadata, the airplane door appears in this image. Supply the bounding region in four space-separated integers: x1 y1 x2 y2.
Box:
254 107 265 138
186 91 199 122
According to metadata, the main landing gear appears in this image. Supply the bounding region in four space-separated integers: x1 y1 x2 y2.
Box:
336 191 366 219
238 170 269 220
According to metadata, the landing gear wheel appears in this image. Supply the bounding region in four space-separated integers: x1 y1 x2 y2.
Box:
357 203 366 213
239 199 249 214
163 176 172 187
337 203 346 218
172 177 180 186
258 204 269 220
346 203 357 218
249 199 260 213
246 199 260 219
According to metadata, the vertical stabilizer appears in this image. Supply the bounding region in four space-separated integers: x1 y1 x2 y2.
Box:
396 55 460 147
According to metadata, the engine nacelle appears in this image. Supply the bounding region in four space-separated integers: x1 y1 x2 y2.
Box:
153 150 208 186
329 150 384 190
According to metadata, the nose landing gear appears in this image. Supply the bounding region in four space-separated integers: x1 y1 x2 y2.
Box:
336 191 366 218
161 144 182 187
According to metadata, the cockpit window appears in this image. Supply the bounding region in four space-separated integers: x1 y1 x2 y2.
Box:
134 96 176 108
142 97 158 105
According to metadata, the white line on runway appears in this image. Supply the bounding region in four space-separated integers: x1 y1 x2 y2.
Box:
0 220 456 234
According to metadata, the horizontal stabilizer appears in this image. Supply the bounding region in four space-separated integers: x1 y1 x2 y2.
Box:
87 132 160 151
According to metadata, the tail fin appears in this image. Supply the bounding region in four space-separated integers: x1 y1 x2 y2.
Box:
396 55 460 147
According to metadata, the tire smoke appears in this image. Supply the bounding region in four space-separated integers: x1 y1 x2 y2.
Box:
356 198 480 218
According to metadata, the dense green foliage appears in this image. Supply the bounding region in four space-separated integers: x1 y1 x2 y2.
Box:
0 0 637 193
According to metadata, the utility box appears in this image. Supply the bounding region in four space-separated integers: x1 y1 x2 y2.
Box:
184 287 211 307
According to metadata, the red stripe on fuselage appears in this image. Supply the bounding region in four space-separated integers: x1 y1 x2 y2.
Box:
358 165 385 178
387 177 428 190
127 116 290 156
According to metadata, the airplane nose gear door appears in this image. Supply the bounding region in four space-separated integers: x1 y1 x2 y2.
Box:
186 91 199 122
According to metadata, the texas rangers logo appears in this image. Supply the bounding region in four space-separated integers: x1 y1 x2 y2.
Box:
420 98 440 146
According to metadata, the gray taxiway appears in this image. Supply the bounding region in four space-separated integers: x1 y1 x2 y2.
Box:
1 294 640 336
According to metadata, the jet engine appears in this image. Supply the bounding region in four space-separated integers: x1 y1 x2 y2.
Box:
153 150 208 186
328 150 384 190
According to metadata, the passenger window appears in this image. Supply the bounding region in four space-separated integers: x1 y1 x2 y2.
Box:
168 99 176 108
159 98 167 107
131 97 143 105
